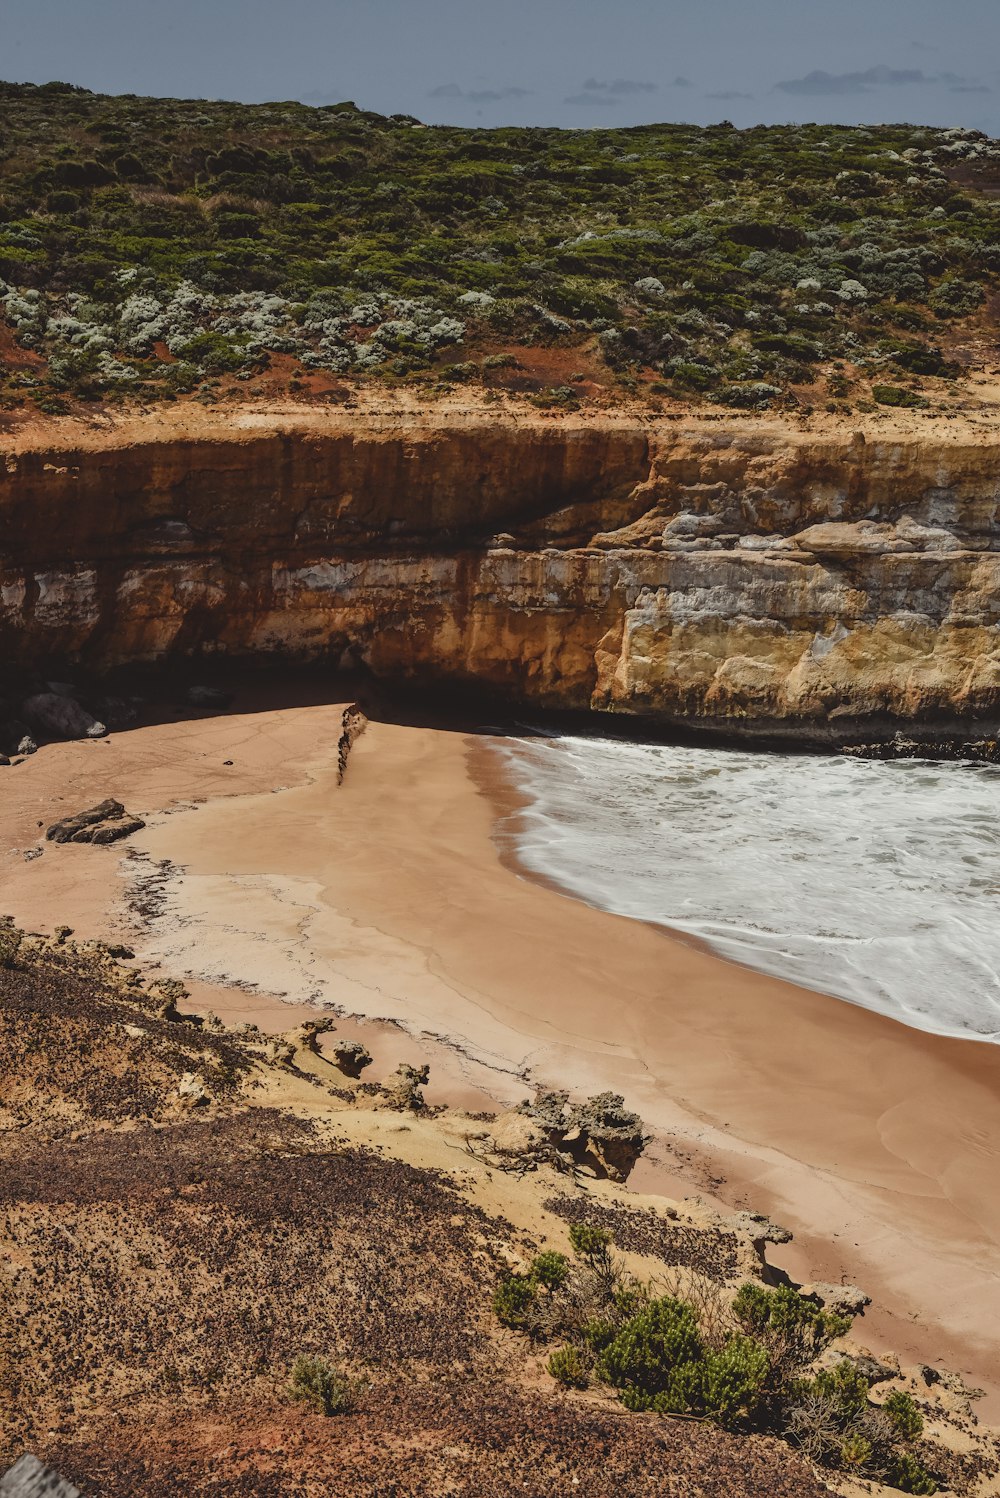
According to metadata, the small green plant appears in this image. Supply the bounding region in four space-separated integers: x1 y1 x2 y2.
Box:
596 1295 705 1413
288 1355 358 1416
530 1251 570 1292
872 384 928 409
886 1450 938 1494
493 1273 538 1329
840 1430 874 1470
883 1390 924 1442
568 1223 613 1264
548 1343 590 1388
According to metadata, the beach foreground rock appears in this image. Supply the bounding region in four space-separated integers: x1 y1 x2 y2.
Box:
45 799 145 845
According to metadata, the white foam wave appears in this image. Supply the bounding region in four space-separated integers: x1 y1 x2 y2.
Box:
493 735 1000 1043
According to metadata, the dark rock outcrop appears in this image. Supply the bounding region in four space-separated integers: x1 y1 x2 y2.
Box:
46 799 145 845
22 693 105 741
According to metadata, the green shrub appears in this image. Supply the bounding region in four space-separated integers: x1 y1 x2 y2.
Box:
883 1390 924 1442
597 1296 704 1413
889 342 954 378
807 1361 871 1423
753 332 822 361
731 1283 850 1360
929 277 984 319
173 330 249 374
840 1430 874 1471
698 1335 772 1428
548 1344 590 1388
872 384 928 408
666 359 720 392
493 1273 538 1329
530 1251 570 1292
886 1450 938 1494
288 1355 358 1415
580 1315 617 1353
568 1223 613 1264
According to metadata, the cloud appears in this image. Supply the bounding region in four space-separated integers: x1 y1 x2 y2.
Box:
564 76 658 107
773 66 929 96
427 83 529 101
579 76 657 96
705 90 754 101
672 76 693 88
952 84 992 94
466 86 531 101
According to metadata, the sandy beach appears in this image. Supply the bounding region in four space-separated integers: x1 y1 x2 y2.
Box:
1 688 998 1410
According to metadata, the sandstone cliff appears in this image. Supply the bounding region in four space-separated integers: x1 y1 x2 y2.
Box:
3 397 1000 744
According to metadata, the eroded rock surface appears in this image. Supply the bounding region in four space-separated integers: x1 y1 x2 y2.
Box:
5 406 1000 743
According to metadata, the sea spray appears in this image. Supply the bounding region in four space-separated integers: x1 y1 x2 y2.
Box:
493 735 1000 1043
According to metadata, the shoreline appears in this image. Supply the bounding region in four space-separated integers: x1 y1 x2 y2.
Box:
481 731 1000 1050
0 697 998 1411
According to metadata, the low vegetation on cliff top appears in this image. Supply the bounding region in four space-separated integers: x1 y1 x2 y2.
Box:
1 80 999 416
2 926 998 1495
494 1229 938 1492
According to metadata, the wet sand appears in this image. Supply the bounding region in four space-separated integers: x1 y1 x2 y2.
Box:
1 696 998 1407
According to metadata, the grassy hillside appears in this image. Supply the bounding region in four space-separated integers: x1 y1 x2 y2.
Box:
1 80 999 414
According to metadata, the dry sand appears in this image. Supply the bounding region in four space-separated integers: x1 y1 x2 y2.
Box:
1 692 997 1410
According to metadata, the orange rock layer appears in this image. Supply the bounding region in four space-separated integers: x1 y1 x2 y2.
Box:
2 405 999 743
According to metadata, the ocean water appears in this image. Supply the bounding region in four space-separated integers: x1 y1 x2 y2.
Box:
493 734 1000 1043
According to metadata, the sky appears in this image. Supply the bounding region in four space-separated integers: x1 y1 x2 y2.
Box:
4 0 1000 136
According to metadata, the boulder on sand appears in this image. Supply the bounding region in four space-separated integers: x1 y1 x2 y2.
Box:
46 798 145 845
22 692 106 741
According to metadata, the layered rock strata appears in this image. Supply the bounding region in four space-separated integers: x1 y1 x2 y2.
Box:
2 406 1000 743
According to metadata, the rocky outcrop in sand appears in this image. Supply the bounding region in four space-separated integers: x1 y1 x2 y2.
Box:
45 799 145 846
4 402 1000 743
477 1088 649 1181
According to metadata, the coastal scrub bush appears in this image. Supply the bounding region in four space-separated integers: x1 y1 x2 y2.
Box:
696 1335 772 1427
929 276 984 318
568 1222 613 1266
597 1295 705 1412
883 1390 924 1442
288 1354 359 1415
493 1273 539 1329
886 1451 938 1494
548 1343 590 1387
596 1298 771 1427
786 1362 937 1491
872 384 928 408
732 1283 850 1367
530 1251 571 1291
805 1359 871 1422
489 1227 935 1493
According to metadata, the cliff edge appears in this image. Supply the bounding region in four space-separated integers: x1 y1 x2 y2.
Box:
3 394 1000 745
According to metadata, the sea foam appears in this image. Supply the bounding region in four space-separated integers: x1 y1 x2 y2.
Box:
493 734 1000 1044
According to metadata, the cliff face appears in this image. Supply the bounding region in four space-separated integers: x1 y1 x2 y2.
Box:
3 402 1000 742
